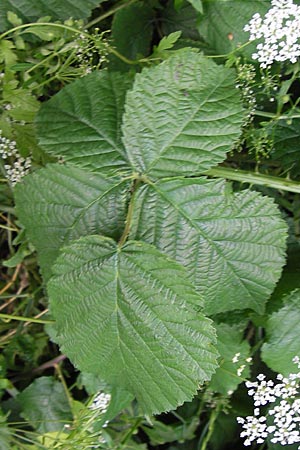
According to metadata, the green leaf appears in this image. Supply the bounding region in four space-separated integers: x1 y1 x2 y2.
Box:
261 289 300 376
161 1 201 40
35 71 133 175
17 377 72 433
14 164 129 280
109 2 154 71
48 236 218 414
153 31 182 53
0 0 105 31
130 177 287 314
122 49 246 178
187 0 203 14
93 386 134 430
208 323 250 395
199 0 269 57
267 115 300 179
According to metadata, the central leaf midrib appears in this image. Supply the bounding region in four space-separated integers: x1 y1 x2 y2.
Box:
151 183 264 299
145 74 234 173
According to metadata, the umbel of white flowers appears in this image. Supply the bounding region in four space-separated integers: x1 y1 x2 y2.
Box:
0 130 31 186
244 0 300 68
237 356 300 447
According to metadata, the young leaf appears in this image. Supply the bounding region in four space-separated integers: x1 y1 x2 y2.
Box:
48 236 218 415
36 71 133 175
261 289 300 375
122 49 246 178
17 377 72 433
0 0 105 31
14 164 129 280
129 177 287 314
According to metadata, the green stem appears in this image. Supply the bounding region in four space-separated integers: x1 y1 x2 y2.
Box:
0 312 54 324
118 178 140 247
199 404 221 450
0 22 85 40
206 166 300 194
86 0 139 29
254 110 300 119
118 417 143 448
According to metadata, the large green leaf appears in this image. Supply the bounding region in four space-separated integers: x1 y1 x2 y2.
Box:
109 2 154 71
122 49 246 178
199 0 269 57
14 164 129 280
261 289 300 376
48 236 218 414
36 71 132 175
129 177 287 315
0 0 105 31
18 377 72 433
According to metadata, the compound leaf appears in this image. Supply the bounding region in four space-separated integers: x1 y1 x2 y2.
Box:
261 289 300 376
130 177 287 314
0 0 105 31
48 236 218 414
36 71 132 175
14 164 129 280
122 49 246 178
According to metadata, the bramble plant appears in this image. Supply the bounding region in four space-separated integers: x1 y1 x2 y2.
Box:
1 0 300 449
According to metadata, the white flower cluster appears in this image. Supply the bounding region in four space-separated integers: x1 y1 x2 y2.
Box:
237 356 300 447
89 391 111 413
244 0 300 68
0 130 31 186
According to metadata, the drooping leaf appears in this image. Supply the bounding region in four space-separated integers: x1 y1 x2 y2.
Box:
35 71 133 174
0 0 105 31
17 377 72 433
130 177 287 314
261 289 300 376
208 323 251 395
14 164 129 280
161 1 201 40
199 0 269 57
267 115 300 179
48 236 218 414
122 49 246 178
109 3 154 71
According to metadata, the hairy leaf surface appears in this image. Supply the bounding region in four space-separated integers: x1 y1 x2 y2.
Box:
36 72 132 174
122 49 246 178
261 289 300 376
14 164 129 280
0 0 104 31
130 177 287 314
48 236 218 414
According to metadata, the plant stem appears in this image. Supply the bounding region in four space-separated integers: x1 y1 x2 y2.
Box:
0 312 54 324
199 403 221 450
118 178 140 247
86 0 139 29
206 166 300 194
118 417 143 448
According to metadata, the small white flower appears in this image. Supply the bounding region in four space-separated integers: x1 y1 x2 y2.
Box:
244 0 300 67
